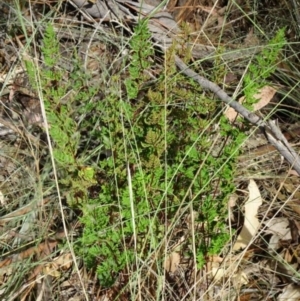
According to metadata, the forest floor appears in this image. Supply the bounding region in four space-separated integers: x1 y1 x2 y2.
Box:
1 0 300 300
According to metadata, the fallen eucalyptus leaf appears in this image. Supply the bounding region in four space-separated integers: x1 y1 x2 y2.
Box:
233 179 262 250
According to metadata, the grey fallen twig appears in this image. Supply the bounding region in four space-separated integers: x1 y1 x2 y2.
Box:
174 56 300 174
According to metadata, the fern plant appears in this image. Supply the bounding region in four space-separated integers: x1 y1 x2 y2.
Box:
243 27 286 108
25 23 98 205
24 20 286 289
77 20 244 286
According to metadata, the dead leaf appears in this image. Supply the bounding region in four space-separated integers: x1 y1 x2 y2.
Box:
54 253 73 270
232 271 249 286
224 97 244 122
211 267 227 281
288 170 300 177
277 284 300 300
224 86 277 122
252 86 277 111
224 72 238 85
287 199 300 217
284 249 293 263
244 28 260 47
0 191 4 206
233 180 262 250
43 263 61 278
264 217 291 251
164 252 180 273
207 255 225 281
